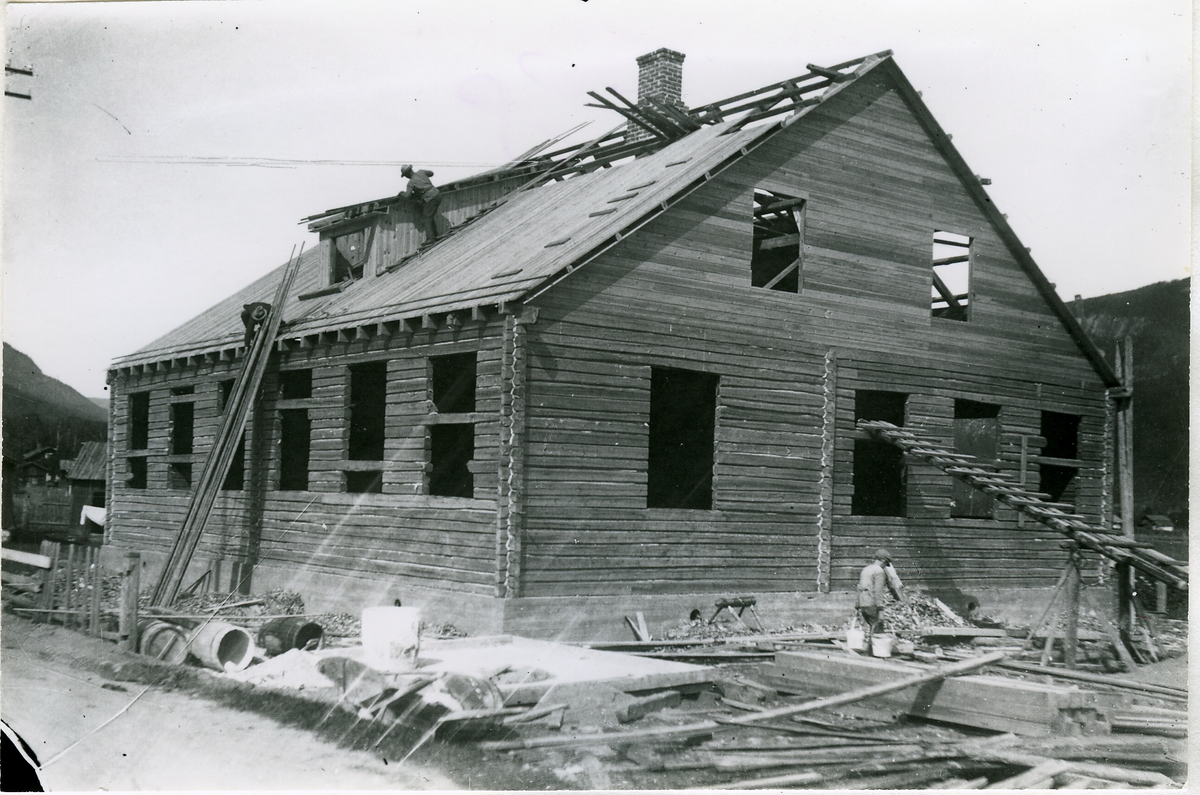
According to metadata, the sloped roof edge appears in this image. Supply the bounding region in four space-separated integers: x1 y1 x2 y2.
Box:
874 58 1120 388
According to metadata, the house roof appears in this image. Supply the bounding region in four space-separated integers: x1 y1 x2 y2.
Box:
64 441 107 482
112 51 1118 388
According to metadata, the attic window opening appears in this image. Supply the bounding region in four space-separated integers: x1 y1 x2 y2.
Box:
128 392 150 450
329 227 370 284
648 367 718 510
348 361 387 461
932 231 972 321
751 189 804 293
852 390 907 517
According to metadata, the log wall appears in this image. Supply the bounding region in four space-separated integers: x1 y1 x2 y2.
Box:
108 321 506 596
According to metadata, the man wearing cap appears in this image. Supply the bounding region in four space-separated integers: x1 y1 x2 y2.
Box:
856 548 907 641
399 164 441 241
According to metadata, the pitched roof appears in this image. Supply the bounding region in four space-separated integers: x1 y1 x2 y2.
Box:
64 441 107 482
112 51 1117 387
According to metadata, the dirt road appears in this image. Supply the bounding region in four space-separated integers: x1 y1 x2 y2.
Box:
2 618 459 790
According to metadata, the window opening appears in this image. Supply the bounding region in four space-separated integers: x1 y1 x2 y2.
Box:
331 228 370 284
430 353 477 413
278 369 312 400
1039 411 1081 510
169 402 194 455
221 435 246 491
852 390 907 517
127 458 147 489
1040 411 1081 459
279 409 310 491
751 188 804 293
171 385 195 396
952 400 1000 518
168 462 192 489
429 425 473 497
218 379 235 413
648 367 718 510
128 392 150 450
349 362 387 461
346 470 384 494
931 231 971 320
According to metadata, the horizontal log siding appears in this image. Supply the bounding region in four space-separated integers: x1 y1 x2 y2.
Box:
108 324 505 595
520 70 1107 597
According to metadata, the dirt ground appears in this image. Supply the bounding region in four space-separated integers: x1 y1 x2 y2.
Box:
0 616 567 791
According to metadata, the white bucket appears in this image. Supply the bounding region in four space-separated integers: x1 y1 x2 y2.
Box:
361 606 421 672
846 625 866 651
871 634 894 658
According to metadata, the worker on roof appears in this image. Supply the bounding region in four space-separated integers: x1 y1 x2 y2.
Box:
856 548 907 642
399 164 441 241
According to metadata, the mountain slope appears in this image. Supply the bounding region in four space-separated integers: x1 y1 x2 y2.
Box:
3 343 108 460
1072 278 1189 529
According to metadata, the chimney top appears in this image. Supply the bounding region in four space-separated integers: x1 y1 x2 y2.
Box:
629 49 686 144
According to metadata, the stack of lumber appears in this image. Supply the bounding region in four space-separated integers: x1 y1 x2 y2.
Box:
750 650 1101 736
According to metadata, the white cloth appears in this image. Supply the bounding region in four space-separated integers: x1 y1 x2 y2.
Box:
80 505 106 526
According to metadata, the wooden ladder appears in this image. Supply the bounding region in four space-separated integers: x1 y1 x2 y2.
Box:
858 420 1187 591
150 246 305 606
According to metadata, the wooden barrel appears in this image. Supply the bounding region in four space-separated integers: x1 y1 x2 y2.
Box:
137 620 188 664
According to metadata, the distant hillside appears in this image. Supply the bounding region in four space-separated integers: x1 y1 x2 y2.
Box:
1073 278 1189 529
3 343 108 461
89 398 110 414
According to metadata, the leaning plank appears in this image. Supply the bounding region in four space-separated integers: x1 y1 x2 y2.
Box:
997 659 1186 700
2 548 52 569
478 652 1004 751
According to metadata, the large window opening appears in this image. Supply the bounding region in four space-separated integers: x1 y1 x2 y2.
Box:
348 362 387 461
431 353 477 413
279 409 311 491
169 402 194 455
931 230 971 321
751 188 804 293
1039 411 1081 508
128 392 150 450
952 399 1000 518
648 367 718 510
429 425 473 498
852 390 907 517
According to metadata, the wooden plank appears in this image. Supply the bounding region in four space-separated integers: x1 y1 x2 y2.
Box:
2 548 52 569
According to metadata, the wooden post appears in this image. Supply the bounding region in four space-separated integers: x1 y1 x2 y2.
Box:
64 543 76 629
1063 545 1081 669
1114 338 1136 630
90 546 102 637
119 552 140 652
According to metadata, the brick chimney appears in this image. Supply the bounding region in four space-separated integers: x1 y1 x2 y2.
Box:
628 48 686 143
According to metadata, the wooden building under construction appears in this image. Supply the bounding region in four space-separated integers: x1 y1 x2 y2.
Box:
106 50 1125 635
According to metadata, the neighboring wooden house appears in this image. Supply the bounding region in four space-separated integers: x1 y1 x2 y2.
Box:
63 441 107 539
106 50 1121 635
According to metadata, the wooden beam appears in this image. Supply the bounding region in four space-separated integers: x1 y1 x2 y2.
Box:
762 260 800 291
931 268 964 314
805 63 851 82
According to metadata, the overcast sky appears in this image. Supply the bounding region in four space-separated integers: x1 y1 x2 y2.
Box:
3 0 1191 398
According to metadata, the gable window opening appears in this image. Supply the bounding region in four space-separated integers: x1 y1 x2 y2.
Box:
852 390 908 517
428 353 478 498
1039 411 1082 509
751 188 804 293
648 367 718 510
931 230 971 321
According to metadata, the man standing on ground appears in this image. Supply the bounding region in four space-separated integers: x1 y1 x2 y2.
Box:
400 164 441 241
856 548 906 641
